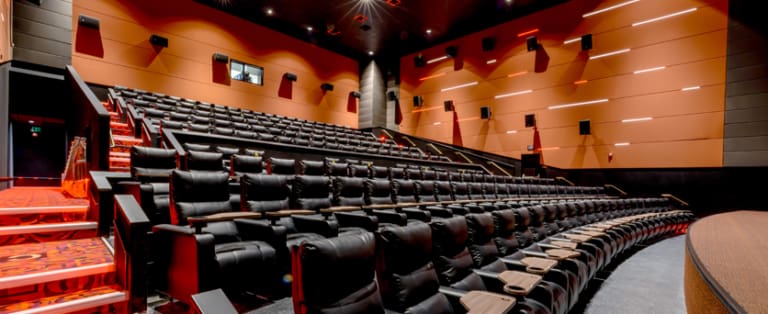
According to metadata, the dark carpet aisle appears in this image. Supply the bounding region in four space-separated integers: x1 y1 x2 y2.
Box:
584 235 687 314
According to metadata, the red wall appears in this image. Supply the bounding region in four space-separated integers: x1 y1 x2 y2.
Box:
0 0 9 63
400 0 728 169
72 0 359 127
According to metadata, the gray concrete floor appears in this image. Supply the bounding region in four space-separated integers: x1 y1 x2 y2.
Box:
584 235 687 314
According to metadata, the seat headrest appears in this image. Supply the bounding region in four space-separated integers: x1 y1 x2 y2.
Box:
492 209 516 233
268 157 295 175
171 170 229 203
242 173 290 201
186 150 223 171
466 213 495 242
299 160 325 176
183 143 212 152
392 179 416 196
231 154 263 175
377 222 433 273
130 146 177 180
293 175 331 198
430 217 469 256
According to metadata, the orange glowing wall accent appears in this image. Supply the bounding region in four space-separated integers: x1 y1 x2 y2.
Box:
517 28 540 37
0 0 10 63
399 0 729 169
71 0 359 128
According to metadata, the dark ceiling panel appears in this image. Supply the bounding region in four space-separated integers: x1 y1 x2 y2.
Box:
195 0 568 60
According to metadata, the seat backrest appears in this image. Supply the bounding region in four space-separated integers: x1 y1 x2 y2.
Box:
241 174 291 213
369 166 389 179
185 150 224 172
348 164 369 178
293 232 383 314
230 154 263 176
491 209 521 256
435 181 453 202
130 146 177 182
170 170 231 225
389 167 406 180
268 157 296 175
298 160 325 176
183 143 212 152
376 223 453 313
292 175 332 211
332 176 366 206
466 213 508 273
391 179 418 204
415 180 437 203
325 160 348 177
365 179 393 205
430 217 488 291
451 182 470 201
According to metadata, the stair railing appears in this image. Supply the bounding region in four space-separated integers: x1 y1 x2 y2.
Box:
62 136 89 198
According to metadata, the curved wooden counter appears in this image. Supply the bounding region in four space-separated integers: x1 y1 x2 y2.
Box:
685 211 768 314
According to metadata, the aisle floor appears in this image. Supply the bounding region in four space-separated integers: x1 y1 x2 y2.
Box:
584 235 687 314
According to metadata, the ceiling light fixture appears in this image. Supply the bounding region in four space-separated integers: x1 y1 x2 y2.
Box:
632 8 698 27
426 29 433 35
368 51 374 56
494 89 533 99
633 66 666 74
265 8 273 16
589 48 631 60
306 26 313 31
441 81 479 92
583 0 640 18
548 98 609 110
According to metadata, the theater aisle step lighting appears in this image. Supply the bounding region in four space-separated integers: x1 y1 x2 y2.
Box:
548 98 609 110
632 8 698 27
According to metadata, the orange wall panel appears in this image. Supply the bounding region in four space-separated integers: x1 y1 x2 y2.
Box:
0 0 9 63
72 0 359 128
400 0 728 169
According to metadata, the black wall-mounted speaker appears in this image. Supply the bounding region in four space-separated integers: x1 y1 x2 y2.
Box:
150 34 169 48
579 119 591 135
446 46 458 58
212 53 229 63
414 55 425 68
387 91 397 101
320 83 334 91
284 73 298 81
482 37 496 51
444 100 454 112
351 91 361 98
525 114 536 127
581 34 593 51
413 95 424 107
78 15 100 29
480 106 491 119
526 36 538 52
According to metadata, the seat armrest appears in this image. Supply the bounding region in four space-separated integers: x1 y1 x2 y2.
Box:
319 206 362 214
335 212 379 232
187 212 262 233
153 224 196 235
401 208 431 222
520 250 550 259
264 209 316 218
234 219 287 246
292 215 338 238
371 210 407 226
425 206 453 218
460 291 517 314
438 286 467 299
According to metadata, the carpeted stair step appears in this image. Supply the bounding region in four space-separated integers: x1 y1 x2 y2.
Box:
109 122 132 136
0 286 127 314
111 135 142 147
0 222 98 245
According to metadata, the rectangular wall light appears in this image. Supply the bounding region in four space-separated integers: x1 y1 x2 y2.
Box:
486 59 497 64
614 142 631 147
427 55 448 64
441 81 478 92
494 90 533 99
563 37 582 45
622 117 653 123
681 86 701 91
583 0 640 18
507 71 528 78
517 28 540 37
433 122 443 126
589 48 631 60
633 66 666 74
632 8 698 27
506 130 518 134
548 98 609 110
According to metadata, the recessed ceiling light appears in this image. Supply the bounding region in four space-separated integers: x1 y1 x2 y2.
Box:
265 8 273 16
426 29 432 35
368 51 374 56
306 26 313 31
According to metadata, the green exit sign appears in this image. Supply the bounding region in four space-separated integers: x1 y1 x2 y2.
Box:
30 126 42 133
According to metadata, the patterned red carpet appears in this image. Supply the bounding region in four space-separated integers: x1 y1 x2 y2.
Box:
0 238 113 279
0 187 89 209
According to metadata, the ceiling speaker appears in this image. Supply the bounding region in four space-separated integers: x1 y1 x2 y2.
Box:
446 46 458 58
481 37 496 51
150 34 169 48
444 100 454 112
526 36 538 52
413 95 424 107
321 83 334 91
525 114 536 127
480 107 491 120
579 119 591 135
284 73 298 81
581 34 593 51
78 15 100 29
414 55 425 68
212 53 229 63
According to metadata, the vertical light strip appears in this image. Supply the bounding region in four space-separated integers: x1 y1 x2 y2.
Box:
633 66 666 74
494 90 533 99
632 8 698 27
548 98 609 110
583 0 641 18
440 81 479 92
681 86 701 91
589 48 631 60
